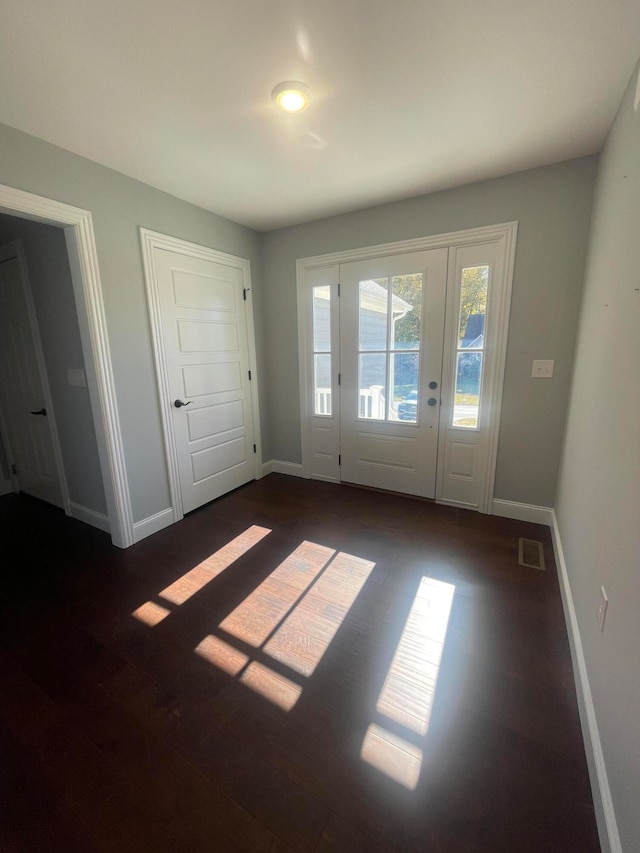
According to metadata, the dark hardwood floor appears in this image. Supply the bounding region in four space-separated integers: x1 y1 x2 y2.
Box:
0 475 600 852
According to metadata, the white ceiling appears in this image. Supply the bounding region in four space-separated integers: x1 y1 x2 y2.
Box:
1 1 639 231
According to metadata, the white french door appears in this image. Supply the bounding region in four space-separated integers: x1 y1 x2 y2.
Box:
339 249 448 498
298 223 517 512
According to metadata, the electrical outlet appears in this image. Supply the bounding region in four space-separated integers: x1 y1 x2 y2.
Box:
532 359 554 378
597 586 608 633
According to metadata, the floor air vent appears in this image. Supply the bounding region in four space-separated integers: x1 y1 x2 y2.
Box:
518 538 545 571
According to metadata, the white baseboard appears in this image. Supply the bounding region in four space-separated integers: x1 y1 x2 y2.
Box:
551 510 621 853
69 501 110 533
269 460 307 478
0 478 13 497
492 498 553 526
436 498 479 512
133 507 175 543
262 460 274 477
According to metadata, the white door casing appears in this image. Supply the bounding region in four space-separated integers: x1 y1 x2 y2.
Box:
297 222 517 513
0 184 133 548
339 249 448 498
0 241 68 508
141 230 262 520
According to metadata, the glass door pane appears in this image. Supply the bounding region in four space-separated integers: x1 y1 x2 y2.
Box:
391 274 422 423
356 274 423 422
452 265 488 429
312 285 332 415
358 278 389 419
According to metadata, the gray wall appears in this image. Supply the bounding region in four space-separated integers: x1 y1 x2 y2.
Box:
261 156 597 506
0 215 107 513
0 122 265 524
556 60 640 853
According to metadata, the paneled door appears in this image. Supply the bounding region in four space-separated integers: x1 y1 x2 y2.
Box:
339 249 448 498
153 247 256 514
0 253 63 507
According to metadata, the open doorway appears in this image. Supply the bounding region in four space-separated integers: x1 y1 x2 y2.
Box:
0 216 108 530
0 184 133 547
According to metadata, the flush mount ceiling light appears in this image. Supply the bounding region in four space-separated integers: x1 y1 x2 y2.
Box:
271 81 312 113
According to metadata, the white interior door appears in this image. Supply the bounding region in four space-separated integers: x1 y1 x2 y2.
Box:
0 254 63 507
154 247 256 514
339 248 448 498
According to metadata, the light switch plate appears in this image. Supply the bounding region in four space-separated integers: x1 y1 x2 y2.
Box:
532 359 554 378
67 368 86 387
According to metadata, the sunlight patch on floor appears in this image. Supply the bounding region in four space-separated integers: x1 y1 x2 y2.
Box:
131 525 271 625
194 634 249 675
239 662 303 711
131 600 171 626
199 541 375 710
361 723 423 790
361 576 455 789
133 526 378 715
219 540 337 646
263 550 374 676
159 525 271 605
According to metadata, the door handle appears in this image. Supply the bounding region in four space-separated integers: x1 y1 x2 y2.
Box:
174 399 192 408
30 408 47 416
427 398 438 407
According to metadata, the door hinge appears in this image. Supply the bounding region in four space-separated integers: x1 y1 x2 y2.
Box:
243 288 247 301
338 373 341 386
248 370 252 380
337 283 340 296
11 463 17 475
253 444 257 453
338 454 341 466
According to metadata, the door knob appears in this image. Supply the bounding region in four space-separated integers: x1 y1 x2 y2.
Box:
427 398 438 407
30 408 47 416
174 399 192 408
428 381 438 389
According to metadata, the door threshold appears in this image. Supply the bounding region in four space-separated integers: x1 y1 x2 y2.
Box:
340 480 436 503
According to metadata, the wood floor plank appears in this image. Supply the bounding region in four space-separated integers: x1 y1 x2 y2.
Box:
0 479 600 853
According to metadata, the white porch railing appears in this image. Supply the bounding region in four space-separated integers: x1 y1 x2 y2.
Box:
315 386 385 419
358 385 385 419
315 388 332 415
